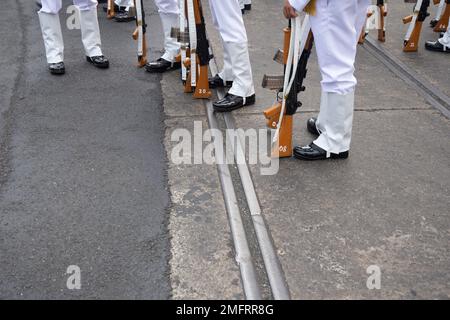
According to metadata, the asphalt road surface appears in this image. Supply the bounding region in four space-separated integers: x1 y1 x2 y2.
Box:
0 0 170 299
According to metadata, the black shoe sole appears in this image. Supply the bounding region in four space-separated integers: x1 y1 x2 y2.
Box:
49 69 65 75
145 62 181 73
425 44 450 53
213 95 256 113
293 151 349 161
114 16 136 22
86 57 110 69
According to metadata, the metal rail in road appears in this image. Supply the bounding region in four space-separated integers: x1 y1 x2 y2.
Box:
364 36 450 119
204 58 291 300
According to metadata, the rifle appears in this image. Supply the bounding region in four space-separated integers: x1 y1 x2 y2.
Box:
403 0 430 52
170 3 189 84
430 0 450 32
179 0 188 84
132 0 147 67
107 0 115 19
359 1 388 44
184 0 211 99
377 0 388 42
262 17 314 158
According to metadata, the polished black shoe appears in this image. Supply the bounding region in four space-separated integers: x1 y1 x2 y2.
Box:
244 4 252 11
114 9 135 22
213 93 256 112
48 62 65 75
307 117 320 136
208 74 233 89
425 40 450 53
145 58 181 73
293 142 349 161
86 55 110 69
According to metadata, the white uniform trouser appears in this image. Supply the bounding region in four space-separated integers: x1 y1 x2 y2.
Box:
289 0 370 153
439 23 450 47
39 0 102 63
209 0 255 97
154 0 180 62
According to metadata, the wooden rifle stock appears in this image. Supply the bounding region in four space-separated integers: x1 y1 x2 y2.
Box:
183 0 211 99
377 0 387 42
263 23 314 158
107 0 115 19
433 0 450 32
403 0 430 52
359 1 387 45
133 0 147 67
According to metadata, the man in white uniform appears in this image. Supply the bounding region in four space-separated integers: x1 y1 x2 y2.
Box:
425 24 450 53
208 0 256 112
38 0 109 75
284 0 370 161
145 0 181 72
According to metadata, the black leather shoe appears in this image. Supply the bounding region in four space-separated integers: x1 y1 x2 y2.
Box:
425 40 450 53
49 62 65 75
86 55 110 69
145 58 181 73
114 9 135 22
293 142 349 161
208 74 233 89
213 93 256 112
307 117 320 136
244 4 252 11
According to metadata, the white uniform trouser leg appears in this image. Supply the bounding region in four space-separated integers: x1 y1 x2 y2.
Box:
154 0 180 62
76 1 103 57
218 39 233 82
39 0 64 63
308 0 369 153
209 0 255 97
439 23 450 47
39 0 102 61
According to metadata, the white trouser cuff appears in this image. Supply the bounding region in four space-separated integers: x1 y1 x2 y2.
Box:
38 11 64 64
314 91 355 154
439 31 450 47
79 8 103 57
160 12 180 62
226 42 255 97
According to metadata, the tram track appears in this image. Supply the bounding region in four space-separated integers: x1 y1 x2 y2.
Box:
202 57 291 300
